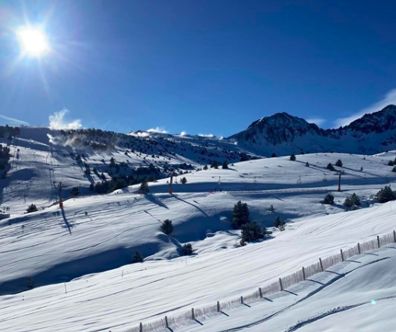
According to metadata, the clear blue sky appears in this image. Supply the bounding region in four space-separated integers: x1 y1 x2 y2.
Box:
1 0 396 136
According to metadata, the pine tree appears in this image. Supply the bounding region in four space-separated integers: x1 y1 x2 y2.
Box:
222 161 229 169
26 204 38 213
335 159 343 167
240 203 249 225
321 193 334 205
180 243 193 255
343 196 353 209
327 163 335 171
350 193 361 206
232 201 249 229
211 161 219 169
160 219 173 235
290 154 296 161
376 186 396 203
241 222 265 242
343 193 361 209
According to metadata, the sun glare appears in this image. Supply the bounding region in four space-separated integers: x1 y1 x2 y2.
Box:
16 26 50 58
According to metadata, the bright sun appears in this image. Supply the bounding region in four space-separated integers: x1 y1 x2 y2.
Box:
16 26 50 58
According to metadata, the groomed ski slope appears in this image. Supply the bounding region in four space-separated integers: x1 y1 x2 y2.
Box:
186 246 396 332
1 200 396 331
1 151 396 293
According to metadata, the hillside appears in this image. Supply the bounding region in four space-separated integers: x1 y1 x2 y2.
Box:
2 126 255 214
1 192 396 331
2 149 396 294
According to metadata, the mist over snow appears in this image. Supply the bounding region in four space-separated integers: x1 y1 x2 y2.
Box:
48 109 82 130
147 126 168 134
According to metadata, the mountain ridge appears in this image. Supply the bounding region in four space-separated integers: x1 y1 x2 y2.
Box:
229 104 396 155
3 104 396 159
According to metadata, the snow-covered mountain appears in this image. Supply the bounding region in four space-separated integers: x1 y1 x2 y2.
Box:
4 104 396 174
2 105 396 216
17 126 256 167
230 104 396 155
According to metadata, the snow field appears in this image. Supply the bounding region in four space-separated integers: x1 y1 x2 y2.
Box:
2 133 396 331
1 200 396 331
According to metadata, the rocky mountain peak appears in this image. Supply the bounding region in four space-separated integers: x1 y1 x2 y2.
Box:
231 112 321 145
348 105 396 133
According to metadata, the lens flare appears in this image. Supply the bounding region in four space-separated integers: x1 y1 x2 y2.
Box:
16 25 50 58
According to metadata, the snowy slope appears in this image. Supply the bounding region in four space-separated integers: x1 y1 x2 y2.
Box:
2 151 396 294
1 200 396 331
1 127 255 215
187 246 396 332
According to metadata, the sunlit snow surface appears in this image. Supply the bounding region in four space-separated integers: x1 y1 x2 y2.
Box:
1 130 396 331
